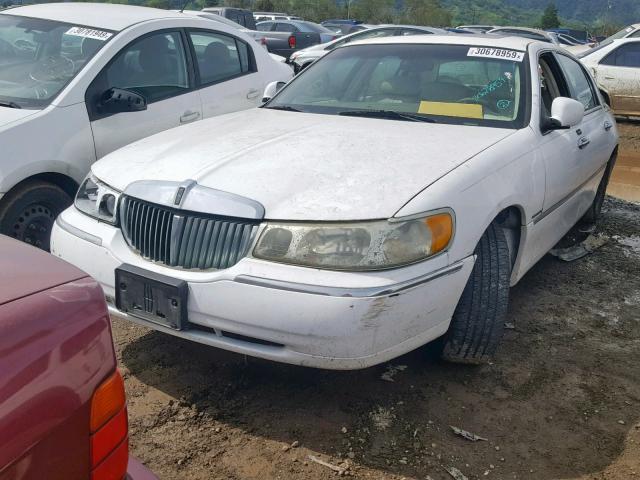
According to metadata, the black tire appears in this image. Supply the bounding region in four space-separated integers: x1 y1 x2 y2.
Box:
580 152 617 226
441 222 511 364
0 180 72 251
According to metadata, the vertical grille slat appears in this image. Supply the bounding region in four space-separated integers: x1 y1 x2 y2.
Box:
119 195 257 271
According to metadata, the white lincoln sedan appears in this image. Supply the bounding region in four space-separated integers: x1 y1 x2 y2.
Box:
52 35 619 369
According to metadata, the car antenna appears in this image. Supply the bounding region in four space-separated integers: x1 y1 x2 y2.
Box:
180 0 193 13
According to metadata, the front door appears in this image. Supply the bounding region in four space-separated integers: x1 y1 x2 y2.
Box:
86 30 202 159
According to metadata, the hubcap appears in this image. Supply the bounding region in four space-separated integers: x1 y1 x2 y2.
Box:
12 204 55 250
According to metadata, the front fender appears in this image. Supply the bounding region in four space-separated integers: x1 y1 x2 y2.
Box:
394 127 543 265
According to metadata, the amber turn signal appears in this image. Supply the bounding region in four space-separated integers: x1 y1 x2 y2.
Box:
425 213 453 254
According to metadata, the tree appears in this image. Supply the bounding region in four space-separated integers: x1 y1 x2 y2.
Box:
400 0 452 27
540 3 560 29
254 0 274 11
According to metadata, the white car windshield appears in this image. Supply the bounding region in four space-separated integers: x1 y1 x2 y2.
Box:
267 43 527 128
0 15 113 108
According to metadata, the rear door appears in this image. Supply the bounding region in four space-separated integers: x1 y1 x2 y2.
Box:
187 29 263 119
87 30 202 159
596 41 640 114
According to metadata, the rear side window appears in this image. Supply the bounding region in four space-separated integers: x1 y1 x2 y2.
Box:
601 43 640 67
275 23 296 32
189 31 254 85
256 22 273 31
555 54 598 110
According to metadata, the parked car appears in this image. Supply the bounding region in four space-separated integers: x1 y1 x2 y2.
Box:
51 34 618 370
445 27 475 34
289 24 446 73
0 3 292 249
201 7 256 29
580 38 640 117
254 12 302 22
569 23 640 56
256 20 337 58
0 235 157 480
457 25 497 33
487 27 560 45
321 19 365 35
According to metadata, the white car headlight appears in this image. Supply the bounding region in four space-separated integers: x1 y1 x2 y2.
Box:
253 211 454 271
75 173 120 224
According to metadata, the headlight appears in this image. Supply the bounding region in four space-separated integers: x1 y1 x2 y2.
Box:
253 211 454 271
75 173 120 224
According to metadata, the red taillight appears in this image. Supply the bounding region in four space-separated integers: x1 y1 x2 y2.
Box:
90 370 128 480
288 35 296 49
261 36 267 45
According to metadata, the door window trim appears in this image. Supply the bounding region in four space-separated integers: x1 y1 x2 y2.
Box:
85 28 196 122
185 28 257 89
599 41 640 69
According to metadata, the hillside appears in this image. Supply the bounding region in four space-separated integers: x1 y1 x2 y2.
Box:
442 0 639 29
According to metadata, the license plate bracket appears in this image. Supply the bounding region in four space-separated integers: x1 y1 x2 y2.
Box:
115 264 188 330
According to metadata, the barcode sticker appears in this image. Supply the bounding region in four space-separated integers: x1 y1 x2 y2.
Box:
65 27 112 41
467 47 525 62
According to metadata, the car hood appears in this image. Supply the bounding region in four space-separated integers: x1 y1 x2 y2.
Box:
93 109 514 221
0 107 39 129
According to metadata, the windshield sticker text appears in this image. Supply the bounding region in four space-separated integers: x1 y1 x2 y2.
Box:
65 27 112 41
467 47 524 62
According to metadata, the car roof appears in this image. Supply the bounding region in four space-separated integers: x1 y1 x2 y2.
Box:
350 33 534 50
3 3 186 31
0 235 87 306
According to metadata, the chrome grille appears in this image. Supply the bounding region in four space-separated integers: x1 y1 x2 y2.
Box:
120 196 260 270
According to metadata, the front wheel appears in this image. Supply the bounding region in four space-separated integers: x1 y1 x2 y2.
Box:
441 222 511 364
0 180 72 251
580 152 617 226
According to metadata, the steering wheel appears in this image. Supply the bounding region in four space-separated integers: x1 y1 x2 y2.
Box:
13 38 37 53
458 97 503 115
29 56 75 83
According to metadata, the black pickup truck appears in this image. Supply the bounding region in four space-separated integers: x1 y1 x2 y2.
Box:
256 20 337 59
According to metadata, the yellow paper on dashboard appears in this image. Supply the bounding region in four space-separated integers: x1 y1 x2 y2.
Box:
418 101 483 119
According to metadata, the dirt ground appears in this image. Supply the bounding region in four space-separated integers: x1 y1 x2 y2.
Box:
114 121 640 480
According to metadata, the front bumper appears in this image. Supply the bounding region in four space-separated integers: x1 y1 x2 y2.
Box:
52 207 474 370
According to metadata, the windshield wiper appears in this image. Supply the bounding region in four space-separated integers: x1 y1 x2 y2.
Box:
0 100 21 109
338 109 436 123
264 105 302 112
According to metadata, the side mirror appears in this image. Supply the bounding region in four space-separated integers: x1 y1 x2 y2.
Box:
262 81 287 103
98 88 147 114
547 97 584 130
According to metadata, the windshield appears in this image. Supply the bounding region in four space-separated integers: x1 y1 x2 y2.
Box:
0 15 113 108
601 25 637 45
267 43 527 128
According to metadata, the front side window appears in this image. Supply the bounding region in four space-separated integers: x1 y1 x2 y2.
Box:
555 54 597 110
189 31 252 85
0 15 112 108
99 31 188 103
602 43 640 67
267 44 527 128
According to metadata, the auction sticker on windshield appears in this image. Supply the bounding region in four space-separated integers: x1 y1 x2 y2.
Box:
65 27 113 41
467 47 524 62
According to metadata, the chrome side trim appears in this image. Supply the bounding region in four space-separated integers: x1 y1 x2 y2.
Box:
55 216 102 246
124 180 265 219
532 164 606 225
234 261 466 298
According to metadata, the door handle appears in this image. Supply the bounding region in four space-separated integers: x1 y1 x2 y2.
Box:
246 89 260 100
604 120 613 131
577 136 590 149
180 110 200 123
604 75 615 80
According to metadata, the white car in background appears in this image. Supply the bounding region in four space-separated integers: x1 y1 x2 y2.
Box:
288 24 446 73
580 38 640 117
52 35 618 370
0 3 292 248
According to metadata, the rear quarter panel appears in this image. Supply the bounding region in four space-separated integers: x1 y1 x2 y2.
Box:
0 277 116 480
